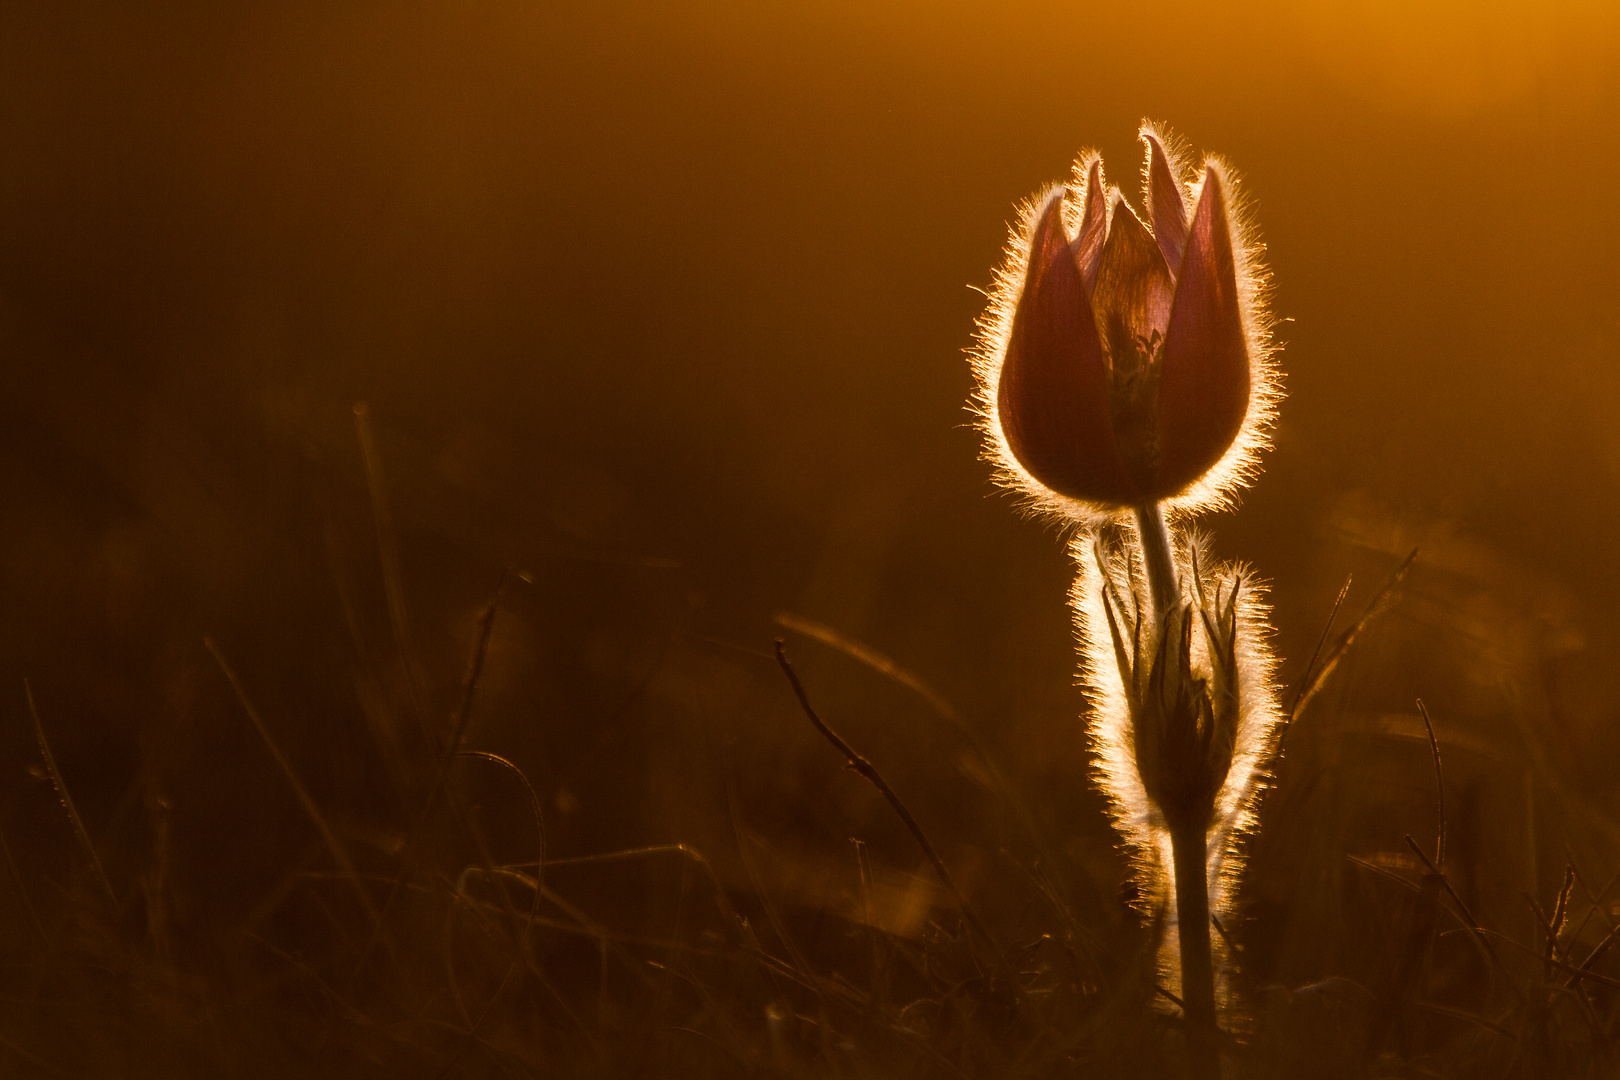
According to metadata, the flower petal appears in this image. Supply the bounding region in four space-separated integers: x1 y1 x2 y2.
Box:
1072 157 1107 296
998 189 1134 505
1154 166 1249 494
1143 131 1188 277
1090 197 1174 377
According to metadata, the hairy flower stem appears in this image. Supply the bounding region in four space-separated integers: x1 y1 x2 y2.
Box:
1133 503 1179 620
1170 820 1219 1079
1135 501 1219 1075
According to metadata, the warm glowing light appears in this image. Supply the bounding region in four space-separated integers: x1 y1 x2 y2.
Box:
972 124 1279 522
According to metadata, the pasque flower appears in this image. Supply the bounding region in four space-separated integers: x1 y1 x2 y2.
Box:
971 125 1285 1075
974 125 1277 519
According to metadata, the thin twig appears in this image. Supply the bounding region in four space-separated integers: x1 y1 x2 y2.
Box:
775 606 1109 929
457 751 546 910
1543 866 1576 975
1559 855 1617 950
443 572 508 761
26 681 115 906
435 754 558 1076
442 750 552 1060
1479 926 1620 991
773 640 1000 963
353 572 507 983
773 612 955 721
1568 860 1620 985
1287 574 1351 719
527 843 741 927
1287 548 1418 730
1415 1001 1517 1041
1574 919 1620 986
1403 835 1524 1005
1347 853 1423 894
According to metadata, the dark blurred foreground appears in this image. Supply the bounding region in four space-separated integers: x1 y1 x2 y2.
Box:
1 2 1619 1075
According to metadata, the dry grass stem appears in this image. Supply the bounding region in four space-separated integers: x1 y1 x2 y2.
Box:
773 640 1002 964
204 637 397 969
26 680 115 907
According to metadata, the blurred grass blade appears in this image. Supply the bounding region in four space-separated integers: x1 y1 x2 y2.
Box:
1289 548 1417 727
773 611 956 721
26 680 115 906
353 401 428 732
772 610 1105 919
1287 573 1351 719
773 640 1002 966
1416 699 1446 871
205 638 397 970
456 750 546 931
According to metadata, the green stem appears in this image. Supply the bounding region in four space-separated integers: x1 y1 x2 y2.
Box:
1133 502 1179 620
1170 820 1219 1079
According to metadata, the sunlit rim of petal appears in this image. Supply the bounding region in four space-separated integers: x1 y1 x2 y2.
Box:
996 188 1134 504
1154 166 1250 495
1143 131 1188 277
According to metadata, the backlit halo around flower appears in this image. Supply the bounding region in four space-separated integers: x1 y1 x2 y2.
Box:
972 123 1280 523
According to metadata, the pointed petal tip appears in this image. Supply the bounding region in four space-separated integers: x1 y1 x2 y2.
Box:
1197 161 1246 219
1138 124 1181 186
1152 157 1249 497
1143 130 1189 276
1025 186 1073 272
1070 153 1106 204
1072 161 1108 296
998 188 1136 507
1033 183 1069 223
1190 164 1236 240
1077 157 1105 205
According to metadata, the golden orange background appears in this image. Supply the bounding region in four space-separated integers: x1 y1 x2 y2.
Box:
0 2 1616 1071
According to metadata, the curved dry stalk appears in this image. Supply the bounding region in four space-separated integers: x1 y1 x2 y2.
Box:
352 572 507 984
773 610 1114 945
773 641 1002 966
1416 699 1446 871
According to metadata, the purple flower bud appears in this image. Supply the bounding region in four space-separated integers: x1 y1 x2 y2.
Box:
975 125 1278 518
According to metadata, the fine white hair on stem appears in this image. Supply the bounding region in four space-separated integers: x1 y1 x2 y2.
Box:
1185 532 1286 926
969 121 1281 523
1068 524 1285 1001
1068 522 1161 896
